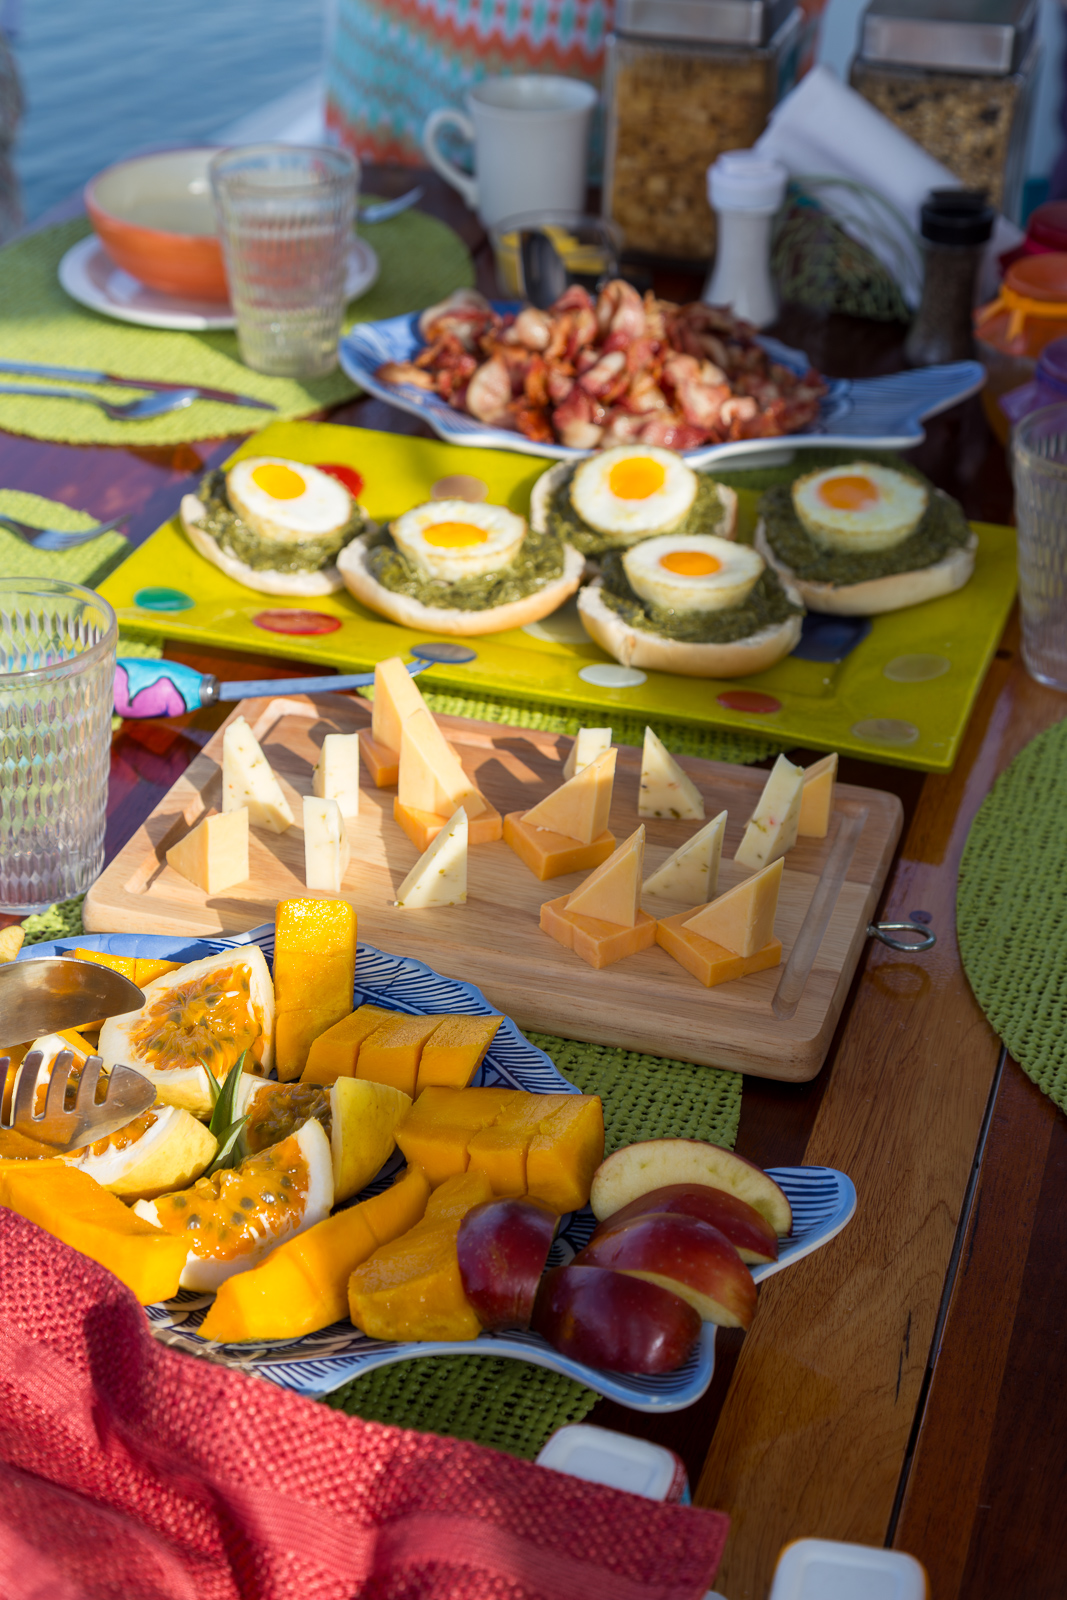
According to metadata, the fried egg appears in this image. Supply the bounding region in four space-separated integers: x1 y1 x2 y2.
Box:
227 458 354 544
623 534 764 614
570 446 698 542
391 499 526 582
791 463 928 553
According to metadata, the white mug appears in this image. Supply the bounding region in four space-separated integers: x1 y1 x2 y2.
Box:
423 74 597 228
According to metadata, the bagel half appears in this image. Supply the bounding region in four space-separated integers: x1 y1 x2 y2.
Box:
337 534 586 636
180 493 360 596
530 460 739 545
577 576 804 678
754 517 978 617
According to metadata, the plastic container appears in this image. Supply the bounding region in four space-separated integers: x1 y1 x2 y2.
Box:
905 190 994 366
999 336 1067 430
702 151 788 327
769 1537 929 1599
975 253 1067 441
999 198 1067 273
535 1424 690 1503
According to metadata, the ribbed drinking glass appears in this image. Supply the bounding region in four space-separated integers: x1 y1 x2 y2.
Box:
210 144 359 378
0 579 116 914
1012 403 1067 692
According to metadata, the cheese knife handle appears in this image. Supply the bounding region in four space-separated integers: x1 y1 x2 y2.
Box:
113 660 217 719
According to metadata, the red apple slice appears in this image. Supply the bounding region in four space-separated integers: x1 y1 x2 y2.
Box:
457 1198 557 1332
589 1138 792 1236
591 1182 778 1265
577 1213 756 1329
532 1265 701 1375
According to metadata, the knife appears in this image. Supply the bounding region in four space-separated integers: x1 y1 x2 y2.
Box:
113 658 433 719
0 359 277 411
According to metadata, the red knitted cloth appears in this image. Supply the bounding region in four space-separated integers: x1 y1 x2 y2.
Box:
0 1210 728 1599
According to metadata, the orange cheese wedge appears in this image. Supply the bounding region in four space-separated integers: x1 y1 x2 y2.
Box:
394 795 501 852
504 811 616 881
540 894 658 969
358 728 401 789
656 908 782 987
564 827 644 927
521 747 617 844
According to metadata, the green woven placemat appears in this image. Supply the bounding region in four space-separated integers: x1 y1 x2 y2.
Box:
0 211 473 445
20 897 742 1458
0 489 130 587
958 715 1067 1115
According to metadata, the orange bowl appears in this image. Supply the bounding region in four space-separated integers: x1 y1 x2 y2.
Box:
85 149 229 301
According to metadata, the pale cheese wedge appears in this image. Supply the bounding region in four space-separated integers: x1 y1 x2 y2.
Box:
684 857 783 957
395 807 468 908
303 795 351 893
565 826 645 928
734 754 804 870
398 709 486 819
638 727 705 820
523 747 617 845
166 808 249 894
372 656 431 754
563 727 613 782
798 752 838 838
222 716 294 834
313 731 361 818
642 810 726 904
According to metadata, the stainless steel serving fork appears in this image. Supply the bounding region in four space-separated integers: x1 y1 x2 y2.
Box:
0 510 129 553
0 383 199 421
1 1047 157 1153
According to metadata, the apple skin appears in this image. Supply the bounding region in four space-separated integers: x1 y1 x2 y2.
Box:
457 1198 558 1332
589 1137 792 1237
591 1182 778 1265
576 1212 757 1330
532 1265 701 1375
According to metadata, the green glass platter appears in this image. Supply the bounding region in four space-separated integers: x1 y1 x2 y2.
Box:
99 420 1017 774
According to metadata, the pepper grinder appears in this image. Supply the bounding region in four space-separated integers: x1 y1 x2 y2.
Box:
905 189 995 366
702 151 788 328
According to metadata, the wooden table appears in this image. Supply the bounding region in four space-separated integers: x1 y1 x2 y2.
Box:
2 168 1063 1600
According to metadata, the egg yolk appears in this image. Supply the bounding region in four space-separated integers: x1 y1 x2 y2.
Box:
817 474 880 512
608 457 667 500
422 521 490 549
660 550 721 577
251 463 307 500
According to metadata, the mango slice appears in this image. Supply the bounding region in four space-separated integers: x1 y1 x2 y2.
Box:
416 1015 503 1093
396 1087 516 1184
301 1005 399 1084
357 1014 443 1098
273 898 357 1080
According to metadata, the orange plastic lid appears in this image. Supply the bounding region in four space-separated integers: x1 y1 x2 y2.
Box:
1005 254 1067 300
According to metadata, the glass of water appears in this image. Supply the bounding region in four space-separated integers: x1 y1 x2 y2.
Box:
210 143 359 378
0 579 116 914
1012 403 1067 692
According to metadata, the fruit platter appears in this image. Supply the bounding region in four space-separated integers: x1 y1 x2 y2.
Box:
4 907 854 1408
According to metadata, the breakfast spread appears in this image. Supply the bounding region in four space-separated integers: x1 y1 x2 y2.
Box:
375 283 827 450
541 827 658 970
532 445 737 558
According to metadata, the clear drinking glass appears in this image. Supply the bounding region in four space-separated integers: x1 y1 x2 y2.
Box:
0 579 116 913
210 144 359 378
1012 403 1067 692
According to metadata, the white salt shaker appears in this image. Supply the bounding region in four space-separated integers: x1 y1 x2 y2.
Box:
703 150 788 328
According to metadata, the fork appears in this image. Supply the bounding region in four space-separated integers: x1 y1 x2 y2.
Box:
0 510 129 553
0 383 199 421
0 1047 156 1153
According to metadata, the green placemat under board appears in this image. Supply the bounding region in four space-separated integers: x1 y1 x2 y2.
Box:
958 715 1067 1115
0 212 473 445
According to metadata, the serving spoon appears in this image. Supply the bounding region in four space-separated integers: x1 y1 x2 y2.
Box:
0 383 198 421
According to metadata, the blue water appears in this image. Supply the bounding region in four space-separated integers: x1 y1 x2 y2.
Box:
7 0 327 220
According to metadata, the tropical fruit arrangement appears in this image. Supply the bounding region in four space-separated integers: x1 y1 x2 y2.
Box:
0 897 791 1376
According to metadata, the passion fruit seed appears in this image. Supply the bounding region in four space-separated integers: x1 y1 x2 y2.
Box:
129 964 261 1075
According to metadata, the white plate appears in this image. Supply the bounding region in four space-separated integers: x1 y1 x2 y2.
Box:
23 926 856 1410
59 233 379 332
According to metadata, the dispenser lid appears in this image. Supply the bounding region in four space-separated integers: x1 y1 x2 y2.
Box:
614 0 796 46
859 0 1037 76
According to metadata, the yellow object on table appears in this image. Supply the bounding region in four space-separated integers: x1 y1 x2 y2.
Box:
301 1004 399 1084
273 898 358 1080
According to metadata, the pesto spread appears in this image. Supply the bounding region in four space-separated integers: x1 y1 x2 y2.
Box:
364 520 565 610
598 552 802 644
195 469 366 575
547 466 732 557
759 479 970 587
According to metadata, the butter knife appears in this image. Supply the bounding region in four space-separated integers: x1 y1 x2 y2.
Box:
0 359 277 411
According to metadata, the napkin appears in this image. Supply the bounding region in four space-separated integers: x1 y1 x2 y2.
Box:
755 66 1023 306
0 1208 729 1600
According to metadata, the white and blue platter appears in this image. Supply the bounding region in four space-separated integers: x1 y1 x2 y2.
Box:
23 928 856 1412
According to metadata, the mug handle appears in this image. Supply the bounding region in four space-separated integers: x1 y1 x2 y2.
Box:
422 108 478 210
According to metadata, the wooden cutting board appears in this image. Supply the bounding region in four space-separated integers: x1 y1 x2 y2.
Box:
84 694 902 1081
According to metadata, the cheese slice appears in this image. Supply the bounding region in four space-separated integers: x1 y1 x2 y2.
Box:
222 715 294 834
798 751 838 838
638 728 704 821
398 709 487 820
643 810 726 904
372 656 430 757
684 857 783 957
562 727 613 782
734 754 804 870
165 808 249 894
565 826 645 928
395 807 468 909
312 732 361 818
303 795 351 893
523 747 617 844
